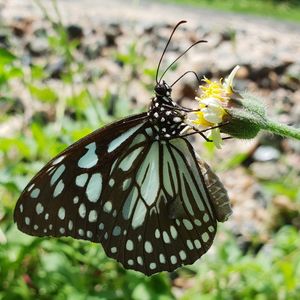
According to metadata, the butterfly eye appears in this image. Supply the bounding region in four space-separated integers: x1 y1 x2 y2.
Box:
154 83 167 96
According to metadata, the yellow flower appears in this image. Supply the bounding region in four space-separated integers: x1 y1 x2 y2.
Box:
192 65 240 148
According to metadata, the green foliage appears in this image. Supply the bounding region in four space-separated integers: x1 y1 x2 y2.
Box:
162 0 300 22
222 92 300 140
178 226 300 299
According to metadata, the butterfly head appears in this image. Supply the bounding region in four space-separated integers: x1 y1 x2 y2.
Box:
154 80 172 98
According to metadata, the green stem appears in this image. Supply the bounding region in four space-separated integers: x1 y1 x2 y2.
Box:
262 119 300 140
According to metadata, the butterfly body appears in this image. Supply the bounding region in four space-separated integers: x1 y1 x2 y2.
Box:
148 80 187 140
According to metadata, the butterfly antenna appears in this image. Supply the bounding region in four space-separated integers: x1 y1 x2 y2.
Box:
155 20 187 84
159 39 207 83
171 70 201 87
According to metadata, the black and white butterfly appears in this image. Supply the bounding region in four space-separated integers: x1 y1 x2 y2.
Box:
14 21 232 276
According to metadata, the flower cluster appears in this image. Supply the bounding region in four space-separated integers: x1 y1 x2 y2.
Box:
192 65 240 148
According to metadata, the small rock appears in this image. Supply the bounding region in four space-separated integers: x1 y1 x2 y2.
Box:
250 161 287 181
0 32 9 46
27 37 49 56
82 39 105 60
105 24 122 47
47 59 66 79
253 145 281 162
66 24 84 40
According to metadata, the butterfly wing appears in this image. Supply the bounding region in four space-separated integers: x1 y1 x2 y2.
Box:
14 114 218 276
99 136 217 275
14 113 148 237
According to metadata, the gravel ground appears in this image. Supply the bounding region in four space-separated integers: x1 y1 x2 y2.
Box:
2 0 300 33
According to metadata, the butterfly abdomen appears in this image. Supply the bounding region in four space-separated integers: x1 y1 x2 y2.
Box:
198 160 232 222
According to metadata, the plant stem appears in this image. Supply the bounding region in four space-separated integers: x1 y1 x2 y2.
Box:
262 119 300 140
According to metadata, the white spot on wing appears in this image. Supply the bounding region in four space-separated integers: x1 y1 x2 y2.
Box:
30 188 40 199
131 200 147 229
138 142 159 206
58 207 65 220
183 219 193 230
52 155 65 165
88 210 97 222
155 229 160 239
109 178 115 187
78 142 98 168
171 255 177 264
137 256 143 265
163 231 171 244
103 201 112 213
112 226 121 236
79 203 86 218
202 232 209 242
159 254 166 263
68 220 73 230
194 239 201 249
179 250 187 260
35 202 44 215
86 173 102 202
144 241 153 253
126 240 134 251
170 225 178 239
203 213 209 223
122 178 131 191
53 180 64 197
27 184 34 192
75 173 88 187
119 147 143 171
187 240 194 250
128 259 134 266
50 164 66 186
108 123 143 153
122 187 138 220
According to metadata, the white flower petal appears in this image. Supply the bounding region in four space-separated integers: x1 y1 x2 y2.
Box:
224 65 240 90
203 111 223 123
202 98 224 123
202 97 222 107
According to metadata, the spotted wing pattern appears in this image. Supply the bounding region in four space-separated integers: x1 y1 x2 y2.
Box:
100 136 217 275
14 114 218 275
14 113 148 237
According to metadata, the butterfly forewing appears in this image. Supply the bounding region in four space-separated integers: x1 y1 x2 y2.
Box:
14 113 148 238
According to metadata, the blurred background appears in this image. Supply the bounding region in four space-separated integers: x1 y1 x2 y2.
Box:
0 0 300 299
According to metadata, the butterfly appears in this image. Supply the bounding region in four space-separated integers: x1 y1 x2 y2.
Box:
14 20 232 276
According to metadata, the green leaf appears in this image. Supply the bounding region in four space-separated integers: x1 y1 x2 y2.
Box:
0 48 16 64
28 84 58 103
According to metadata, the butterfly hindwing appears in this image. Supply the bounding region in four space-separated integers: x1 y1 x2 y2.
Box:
97 136 217 275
